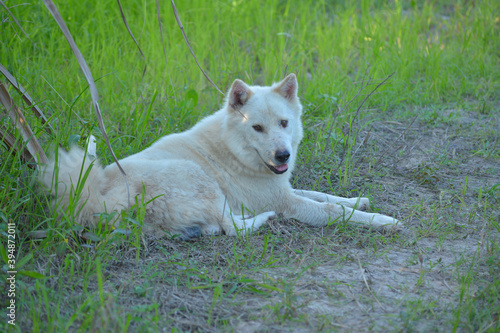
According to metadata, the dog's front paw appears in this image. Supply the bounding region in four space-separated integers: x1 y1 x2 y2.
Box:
357 198 370 211
339 197 370 210
248 211 276 230
264 211 277 221
372 214 405 232
371 214 397 226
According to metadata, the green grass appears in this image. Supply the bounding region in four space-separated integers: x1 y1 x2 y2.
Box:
1 0 500 331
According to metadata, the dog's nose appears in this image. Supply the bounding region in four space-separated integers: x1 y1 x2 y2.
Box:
275 150 290 163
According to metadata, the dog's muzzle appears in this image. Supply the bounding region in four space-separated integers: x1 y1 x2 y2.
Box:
267 150 290 174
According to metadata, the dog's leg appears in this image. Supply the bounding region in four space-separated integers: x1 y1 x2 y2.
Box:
282 194 399 229
294 189 369 210
220 211 276 236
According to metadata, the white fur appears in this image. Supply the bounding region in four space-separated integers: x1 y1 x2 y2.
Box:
40 74 400 238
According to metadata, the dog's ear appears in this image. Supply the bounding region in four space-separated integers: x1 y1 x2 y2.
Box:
273 73 298 102
227 79 253 111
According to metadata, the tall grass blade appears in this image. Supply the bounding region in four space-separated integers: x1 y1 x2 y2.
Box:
0 63 53 134
350 72 395 136
0 83 48 166
116 0 147 83
42 0 129 201
170 0 224 95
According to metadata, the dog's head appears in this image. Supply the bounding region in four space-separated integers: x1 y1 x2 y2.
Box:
222 74 303 177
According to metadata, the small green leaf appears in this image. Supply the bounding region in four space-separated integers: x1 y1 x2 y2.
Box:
16 253 33 269
81 231 102 242
124 217 141 226
111 228 132 235
19 270 45 279
68 134 81 146
71 225 84 232
254 283 284 293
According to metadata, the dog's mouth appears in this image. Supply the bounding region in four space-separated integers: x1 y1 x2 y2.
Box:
254 148 289 175
266 163 288 174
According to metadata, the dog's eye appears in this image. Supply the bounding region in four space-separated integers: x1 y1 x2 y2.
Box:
280 120 288 128
252 125 264 132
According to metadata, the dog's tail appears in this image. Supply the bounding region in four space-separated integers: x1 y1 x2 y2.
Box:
40 147 107 224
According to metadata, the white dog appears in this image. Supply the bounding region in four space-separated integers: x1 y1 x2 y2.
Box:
41 74 399 239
